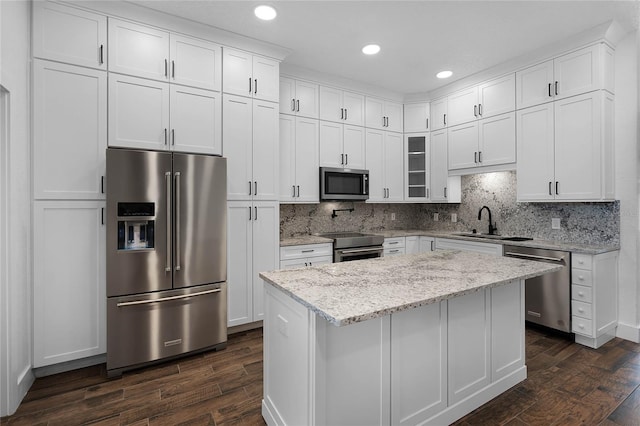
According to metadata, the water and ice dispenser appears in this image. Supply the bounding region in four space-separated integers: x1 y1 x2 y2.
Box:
116 202 155 251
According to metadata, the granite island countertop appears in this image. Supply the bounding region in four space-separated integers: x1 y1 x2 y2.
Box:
259 250 561 327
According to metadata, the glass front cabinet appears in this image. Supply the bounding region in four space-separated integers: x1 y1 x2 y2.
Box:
404 133 429 201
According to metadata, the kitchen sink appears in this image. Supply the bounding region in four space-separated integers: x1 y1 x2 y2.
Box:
452 233 533 242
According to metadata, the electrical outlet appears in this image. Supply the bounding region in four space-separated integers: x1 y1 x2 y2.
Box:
391 213 396 221
451 213 457 223
552 218 561 229
433 213 439 221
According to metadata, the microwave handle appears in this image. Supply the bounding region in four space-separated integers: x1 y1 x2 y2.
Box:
362 175 368 195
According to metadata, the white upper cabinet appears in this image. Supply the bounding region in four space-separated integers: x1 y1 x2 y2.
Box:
33 1 107 70
365 97 403 132
223 48 279 102
447 87 478 127
170 85 222 155
447 74 515 127
516 44 614 109
319 86 365 126
169 34 222 91
279 77 319 118
279 115 320 203
33 60 107 200
448 121 479 170
366 130 404 202
319 121 366 169
430 97 448 130
405 134 430 201
430 129 449 202
404 102 430 133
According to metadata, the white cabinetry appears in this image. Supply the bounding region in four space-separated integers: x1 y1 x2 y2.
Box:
223 47 279 102
170 85 222 154
366 129 404 202
319 86 365 126
431 97 448 130
447 86 478 127
572 251 618 349
435 238 503 256
33 1 107 70
169 34 222 91
516 44 614 109
448 74 516 127
279 115 319 203
405 134 429 201
430 130 461 203
224 94 279 201
517 91 614 201
279 77 319 118
406 236 420 254
227 201 279 327
383 237 406 256
366 97 403 132
33 60 106 200
319 121 366 169
33 201 106 367
279 243 333 269
420 236 435 252
404 102 430 133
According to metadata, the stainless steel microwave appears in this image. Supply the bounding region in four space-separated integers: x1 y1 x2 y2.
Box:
319 167 369 201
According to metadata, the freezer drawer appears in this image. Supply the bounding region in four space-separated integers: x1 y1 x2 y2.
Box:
107 283 227 374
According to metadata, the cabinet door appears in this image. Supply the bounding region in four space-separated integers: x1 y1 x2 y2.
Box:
478 74 515 119
319 86 343 123
431 97 448 130
365 96 385 130
295 80 319 119
170 34 221 91
227 201 252 327
343 125 366 169
279 114 296 202
447 87 478 127
554 92 602 200
404 103 430 133
554 45 601 101
252 202 279 321
33 201 105 367
108 19 169 81
365 129 385 202
279 77 296 115
252 100 279 201
384 132 404 202
223 95 253 200
253 55 280 102
170 85 221 155
447 122 478 170
419 237 435 252
515 60 554 109
405 134 429 201
33 1 107 70
385 101 403 133
319 120 344 168
478 112 515 167
295 117 320 202
108 73 170 151
516 103 555 201
343 91 365 126
34 60 106 200
222 48 253 97
430 129 448 202
405 236 420 254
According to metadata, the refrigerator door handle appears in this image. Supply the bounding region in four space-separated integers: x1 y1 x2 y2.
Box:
175 172 181 271
165 172 172 272
116 288 222 307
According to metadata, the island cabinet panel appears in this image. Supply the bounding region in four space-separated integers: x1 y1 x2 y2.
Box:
491 281 525 381
391 302 447 425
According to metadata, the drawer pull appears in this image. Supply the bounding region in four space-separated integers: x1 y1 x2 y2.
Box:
301 249 315 253
578 292 585 297
578 324 585 329
388 241 399 245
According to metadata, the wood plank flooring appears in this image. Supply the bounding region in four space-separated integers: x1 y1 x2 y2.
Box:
2 326 640 425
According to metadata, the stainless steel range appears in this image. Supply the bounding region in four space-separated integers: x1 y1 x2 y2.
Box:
318 232 384 262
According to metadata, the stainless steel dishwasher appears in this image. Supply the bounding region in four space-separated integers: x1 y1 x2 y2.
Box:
503 245 571 333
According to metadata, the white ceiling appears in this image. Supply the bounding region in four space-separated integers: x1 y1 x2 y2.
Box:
130 1 639 96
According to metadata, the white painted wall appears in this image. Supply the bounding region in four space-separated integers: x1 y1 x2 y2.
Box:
614 31 640 342
0 0 34 417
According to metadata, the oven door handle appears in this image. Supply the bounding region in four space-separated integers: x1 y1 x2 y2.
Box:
504 252 565 263
339 247 383 255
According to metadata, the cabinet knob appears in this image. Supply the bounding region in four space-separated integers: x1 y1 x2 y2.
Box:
578 308 584 313
578 292 584 297
579 275 584 281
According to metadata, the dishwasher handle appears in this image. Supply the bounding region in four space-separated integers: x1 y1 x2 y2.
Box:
504 251 565 264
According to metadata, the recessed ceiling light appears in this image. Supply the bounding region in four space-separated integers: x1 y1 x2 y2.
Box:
254 5 277 20
362 44 381 55
436 70 453 79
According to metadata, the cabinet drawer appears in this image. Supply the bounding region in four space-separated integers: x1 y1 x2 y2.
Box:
384 247 406 256
571 300 593 320
572 269 593 287
280 243 333 261
572 254 593 270
383 237 405 249
572 284 593 303
572 316 594 336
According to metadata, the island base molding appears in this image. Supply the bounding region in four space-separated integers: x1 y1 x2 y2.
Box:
262 279 526 426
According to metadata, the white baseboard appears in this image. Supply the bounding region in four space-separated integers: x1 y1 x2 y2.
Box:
616 322 640 343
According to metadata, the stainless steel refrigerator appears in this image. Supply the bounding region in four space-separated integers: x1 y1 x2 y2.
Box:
106 148 227 376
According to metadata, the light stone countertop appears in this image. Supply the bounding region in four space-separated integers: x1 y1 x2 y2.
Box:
260 250 561 327
280 230 619 254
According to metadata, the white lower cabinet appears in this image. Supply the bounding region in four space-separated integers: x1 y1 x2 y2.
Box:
435 238 503 256
420 236 435 252
227 201 279 327
405 236 420 254
384 237 406 256
33 201 106 367
279 243 333 269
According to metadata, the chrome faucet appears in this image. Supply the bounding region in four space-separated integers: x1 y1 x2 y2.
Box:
478 206 497 235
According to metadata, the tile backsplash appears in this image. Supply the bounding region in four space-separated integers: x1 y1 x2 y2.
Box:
280 171 619 246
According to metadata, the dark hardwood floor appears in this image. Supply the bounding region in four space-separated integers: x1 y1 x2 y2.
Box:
2 326 640 425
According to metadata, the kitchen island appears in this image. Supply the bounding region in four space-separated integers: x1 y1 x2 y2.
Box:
259 250 561 426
